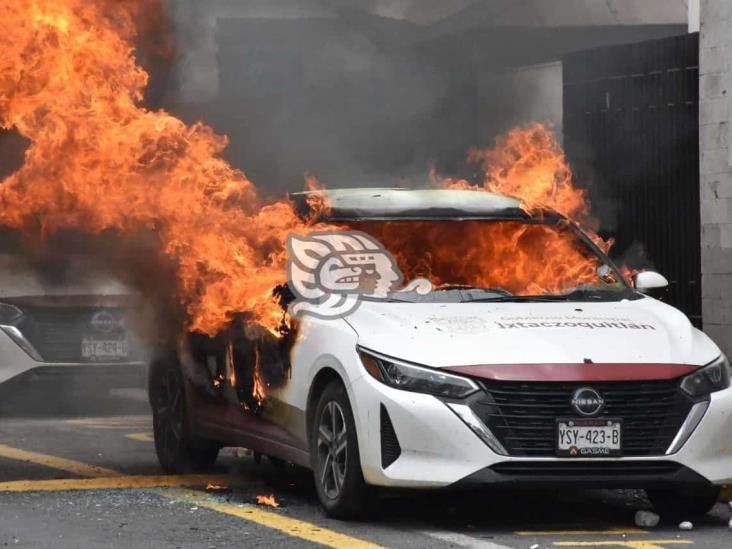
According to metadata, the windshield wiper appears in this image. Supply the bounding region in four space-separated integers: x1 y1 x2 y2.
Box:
465 287 623 303
465 295 569 303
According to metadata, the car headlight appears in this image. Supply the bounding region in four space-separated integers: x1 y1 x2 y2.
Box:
358 348 478 398
0 303 23 324
680 354 730 398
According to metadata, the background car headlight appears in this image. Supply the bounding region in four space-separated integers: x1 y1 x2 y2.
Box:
680 354 730 397
358 348 478 398
0 303 23 324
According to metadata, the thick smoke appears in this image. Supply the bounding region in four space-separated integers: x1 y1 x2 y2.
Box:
165 1 685 194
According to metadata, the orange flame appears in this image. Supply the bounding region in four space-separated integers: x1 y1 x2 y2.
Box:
255 494 280 508
226 341 237 387
252 345 266 406
0 0 633 395
350 220 608 296
425 123 632 288
0 0 329 337
465 123 590 222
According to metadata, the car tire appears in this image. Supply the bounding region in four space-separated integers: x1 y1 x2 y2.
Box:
645 485 721 517
149 358 220 474
310 380 375 519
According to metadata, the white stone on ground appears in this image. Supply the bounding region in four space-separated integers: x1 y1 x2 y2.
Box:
634 510 660 528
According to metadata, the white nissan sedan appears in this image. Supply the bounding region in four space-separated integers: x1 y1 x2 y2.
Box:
149 188 731 519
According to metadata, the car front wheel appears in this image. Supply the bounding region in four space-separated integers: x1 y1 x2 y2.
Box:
149 359 219 473
310 380 375 518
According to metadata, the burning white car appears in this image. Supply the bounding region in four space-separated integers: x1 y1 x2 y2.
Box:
149 188 730 519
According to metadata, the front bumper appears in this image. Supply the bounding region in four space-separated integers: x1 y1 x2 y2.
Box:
454 461 710 489
349 373 732 488
0 324 146 388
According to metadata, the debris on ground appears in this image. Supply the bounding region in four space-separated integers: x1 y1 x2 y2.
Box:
728 517 732 531
678 521 693 531
634 510 660 527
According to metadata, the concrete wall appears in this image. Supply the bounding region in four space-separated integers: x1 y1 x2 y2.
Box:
699 0 732 356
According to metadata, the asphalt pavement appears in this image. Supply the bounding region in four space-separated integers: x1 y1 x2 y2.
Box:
0 396 731 548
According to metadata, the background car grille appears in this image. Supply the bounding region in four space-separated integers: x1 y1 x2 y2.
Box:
469 380 696 457
17 306 142 363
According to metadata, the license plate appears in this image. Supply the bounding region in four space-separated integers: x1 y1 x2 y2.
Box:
556 418 622 457
81 337 129 360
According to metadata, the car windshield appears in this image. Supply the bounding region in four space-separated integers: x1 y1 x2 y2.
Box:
341 218 632 303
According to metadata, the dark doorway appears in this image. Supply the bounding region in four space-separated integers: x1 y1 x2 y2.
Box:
563 33 701 326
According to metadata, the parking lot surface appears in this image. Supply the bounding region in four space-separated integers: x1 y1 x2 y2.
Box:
1 407 731 549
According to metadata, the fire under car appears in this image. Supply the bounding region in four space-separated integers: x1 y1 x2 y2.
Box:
148 188 731 518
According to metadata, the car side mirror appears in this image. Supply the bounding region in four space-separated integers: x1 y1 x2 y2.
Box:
633 271 669 293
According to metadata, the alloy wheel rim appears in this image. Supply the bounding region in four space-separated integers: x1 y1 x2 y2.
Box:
156 370 184 457
316 400 348 500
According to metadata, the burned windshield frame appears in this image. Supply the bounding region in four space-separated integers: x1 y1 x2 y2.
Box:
301 205 633 298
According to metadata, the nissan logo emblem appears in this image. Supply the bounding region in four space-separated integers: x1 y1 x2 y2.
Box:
570 386 605 416
90 311 117 333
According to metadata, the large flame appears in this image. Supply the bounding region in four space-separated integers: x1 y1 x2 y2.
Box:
349 220 606 296
438 124 589 220
0 0 326 336
468 123 590 222
426 123 629 290
0 2 627 368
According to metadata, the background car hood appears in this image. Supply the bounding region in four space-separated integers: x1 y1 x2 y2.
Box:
0 254 132 298
344 297 720 367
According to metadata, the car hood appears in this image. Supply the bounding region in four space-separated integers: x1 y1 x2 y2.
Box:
344 297 720 367
0 254 132 299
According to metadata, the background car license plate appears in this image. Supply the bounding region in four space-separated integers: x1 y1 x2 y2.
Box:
556 418 622 457
81 337 129 360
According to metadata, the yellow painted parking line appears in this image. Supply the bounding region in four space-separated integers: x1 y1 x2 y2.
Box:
124 432 154 442
0 474 239 492
517 528 647 535
0 441 381 548
168 489 384 549
554 541 692 549
0 443 121 478
66 417 151 429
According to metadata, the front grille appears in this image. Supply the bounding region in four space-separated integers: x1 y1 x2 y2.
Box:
470 380 695 457
16 306 141 363
380 404 401 468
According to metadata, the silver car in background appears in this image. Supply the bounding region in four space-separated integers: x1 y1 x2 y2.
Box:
0 240 148 415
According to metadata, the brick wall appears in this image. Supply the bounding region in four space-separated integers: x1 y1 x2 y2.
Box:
700 0 732 356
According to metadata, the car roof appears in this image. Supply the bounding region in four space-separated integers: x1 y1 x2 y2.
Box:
289 188 533 220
